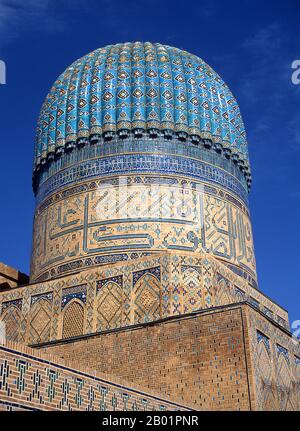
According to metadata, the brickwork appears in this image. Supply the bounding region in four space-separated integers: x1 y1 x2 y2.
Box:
38 303 300 411
0 340 191 411
1 41 298 413
39 305 252 410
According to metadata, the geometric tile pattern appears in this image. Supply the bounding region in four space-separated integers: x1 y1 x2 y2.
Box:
0 252 290 345
34 42 250 179
181 265 208 312
36 152 249 206
248 307 300 411
133 267 161 286
133 270 161 324
31 176 256 283
0 306 21 342
29 298 53 344
1 298 22 312
62 301 84 339
31 292 53 306
61 285 87 310
36 138 247 198
256 333 275 409
257 330 270 352
31 44 253 292
277 344 289 362
277 352 292 410
96 277 123 331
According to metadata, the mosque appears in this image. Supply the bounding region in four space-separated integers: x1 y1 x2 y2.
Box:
0 42 299 411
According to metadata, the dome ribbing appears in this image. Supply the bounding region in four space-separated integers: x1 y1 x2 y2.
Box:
34 42 251 187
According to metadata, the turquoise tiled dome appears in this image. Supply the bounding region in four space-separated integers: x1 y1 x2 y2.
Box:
34 42 250 183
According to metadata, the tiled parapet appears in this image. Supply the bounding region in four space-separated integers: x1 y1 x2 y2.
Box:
0 252 289 346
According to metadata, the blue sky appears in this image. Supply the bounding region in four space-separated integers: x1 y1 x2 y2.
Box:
0 0 299 324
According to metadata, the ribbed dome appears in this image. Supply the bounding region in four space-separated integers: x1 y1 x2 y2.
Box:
34 42 250 183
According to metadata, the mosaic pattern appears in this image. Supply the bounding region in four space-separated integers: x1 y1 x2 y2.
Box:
277 344 290 363
1 298 22 312
181 265 209 312
0 306 21 341
61 284 87 309
97 275 123 291
29 297 53 344
0 252 289 346
133 266 161 286
235 287 246 301
31 176 255 282
62 300 84 339
257 330 270 352
36 138 248 191
96 276 123 330
133 269 161 323
36 153 249 205
5 40 298 412
31 292 53 306
248 307 300 410
32 43 253 284
34 42 250 180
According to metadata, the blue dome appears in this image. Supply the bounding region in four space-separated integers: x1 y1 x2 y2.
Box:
34 42 250 183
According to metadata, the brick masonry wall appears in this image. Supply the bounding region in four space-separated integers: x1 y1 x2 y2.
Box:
39 305 254 410
39 303 300 411
0 340 191 411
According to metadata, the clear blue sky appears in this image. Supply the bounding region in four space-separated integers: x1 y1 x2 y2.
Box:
0 0 299 324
